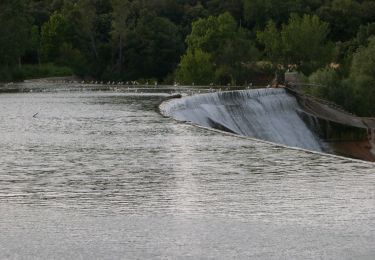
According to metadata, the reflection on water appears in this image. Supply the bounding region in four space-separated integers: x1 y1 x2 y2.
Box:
0 89 374 259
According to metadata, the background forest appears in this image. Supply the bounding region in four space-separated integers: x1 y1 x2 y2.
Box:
1 0 375 116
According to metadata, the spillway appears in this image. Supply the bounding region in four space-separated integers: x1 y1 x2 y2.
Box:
160 88 324 152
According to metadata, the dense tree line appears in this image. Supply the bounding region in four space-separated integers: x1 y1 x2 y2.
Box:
1 0 375 115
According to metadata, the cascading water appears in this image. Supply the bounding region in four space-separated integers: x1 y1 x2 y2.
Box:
161 88 324 152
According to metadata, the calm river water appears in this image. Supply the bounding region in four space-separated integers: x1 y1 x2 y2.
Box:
0 84 374 259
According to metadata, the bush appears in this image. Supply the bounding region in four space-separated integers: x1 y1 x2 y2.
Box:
176 49 215 85
309 68 340 95
11 63 73 81
0 66 13 82
349 37 375 116
308 68 355 110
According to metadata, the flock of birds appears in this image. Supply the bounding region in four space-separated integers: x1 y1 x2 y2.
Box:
0 79 256 118
5 77 255 90
3 79 256 97
31 79 254 88
36 80 160 86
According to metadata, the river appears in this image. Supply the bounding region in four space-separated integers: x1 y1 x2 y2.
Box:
0 83 374 259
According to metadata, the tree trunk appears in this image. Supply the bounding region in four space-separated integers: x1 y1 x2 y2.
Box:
118 36 123 72
90 35 98 60
37 48 41 66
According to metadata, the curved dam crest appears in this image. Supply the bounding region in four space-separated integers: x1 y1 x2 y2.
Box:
161 88 325 152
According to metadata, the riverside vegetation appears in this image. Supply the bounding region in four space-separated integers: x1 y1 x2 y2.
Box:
1 0 375 116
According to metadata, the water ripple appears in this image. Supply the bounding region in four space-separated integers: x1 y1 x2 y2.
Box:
0 90 374 259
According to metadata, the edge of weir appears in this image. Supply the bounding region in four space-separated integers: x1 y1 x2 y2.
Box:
159 90 375 166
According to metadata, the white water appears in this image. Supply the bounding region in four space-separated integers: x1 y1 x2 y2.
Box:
162 88 323 151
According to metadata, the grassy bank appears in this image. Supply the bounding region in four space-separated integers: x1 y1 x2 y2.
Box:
0 64 73 82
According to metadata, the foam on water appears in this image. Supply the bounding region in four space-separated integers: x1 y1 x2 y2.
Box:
161 88 323 151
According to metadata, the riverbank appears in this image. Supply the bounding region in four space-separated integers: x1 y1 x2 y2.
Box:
0 76 80 93
0 64 73 83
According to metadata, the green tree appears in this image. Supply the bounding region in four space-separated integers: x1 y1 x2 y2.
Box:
317 0 362 41
281 14 333 73
30 0 51 28
111 0 132 73
204 0 243 21
144 0 185 25
23 25 42 65
186 12 237 54
123 12 184 80
0 0 33 68
40 10 88 75
179 12 259 85
181 2 209 36
243 0 304 28
176 49 215 85
308 68 352 107
349 37 375 116
258 14 333 74
256 21 281 63
75 0 99 60
40 12 70 62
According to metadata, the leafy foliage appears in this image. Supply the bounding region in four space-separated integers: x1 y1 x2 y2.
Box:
40 12 70 62
0 0 374 116
244 0 303 28
308 68 354 110
0 0 33 67
176 49 215 85
258 14 333 74
178 12 259 85
348 37 375 116
121 12 184 81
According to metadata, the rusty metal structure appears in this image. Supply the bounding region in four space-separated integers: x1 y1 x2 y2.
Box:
287 86 375 161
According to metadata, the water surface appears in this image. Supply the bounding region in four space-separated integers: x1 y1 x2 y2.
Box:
0 87 374 259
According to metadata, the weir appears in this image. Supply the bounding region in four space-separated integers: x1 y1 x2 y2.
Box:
160 88 375 161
